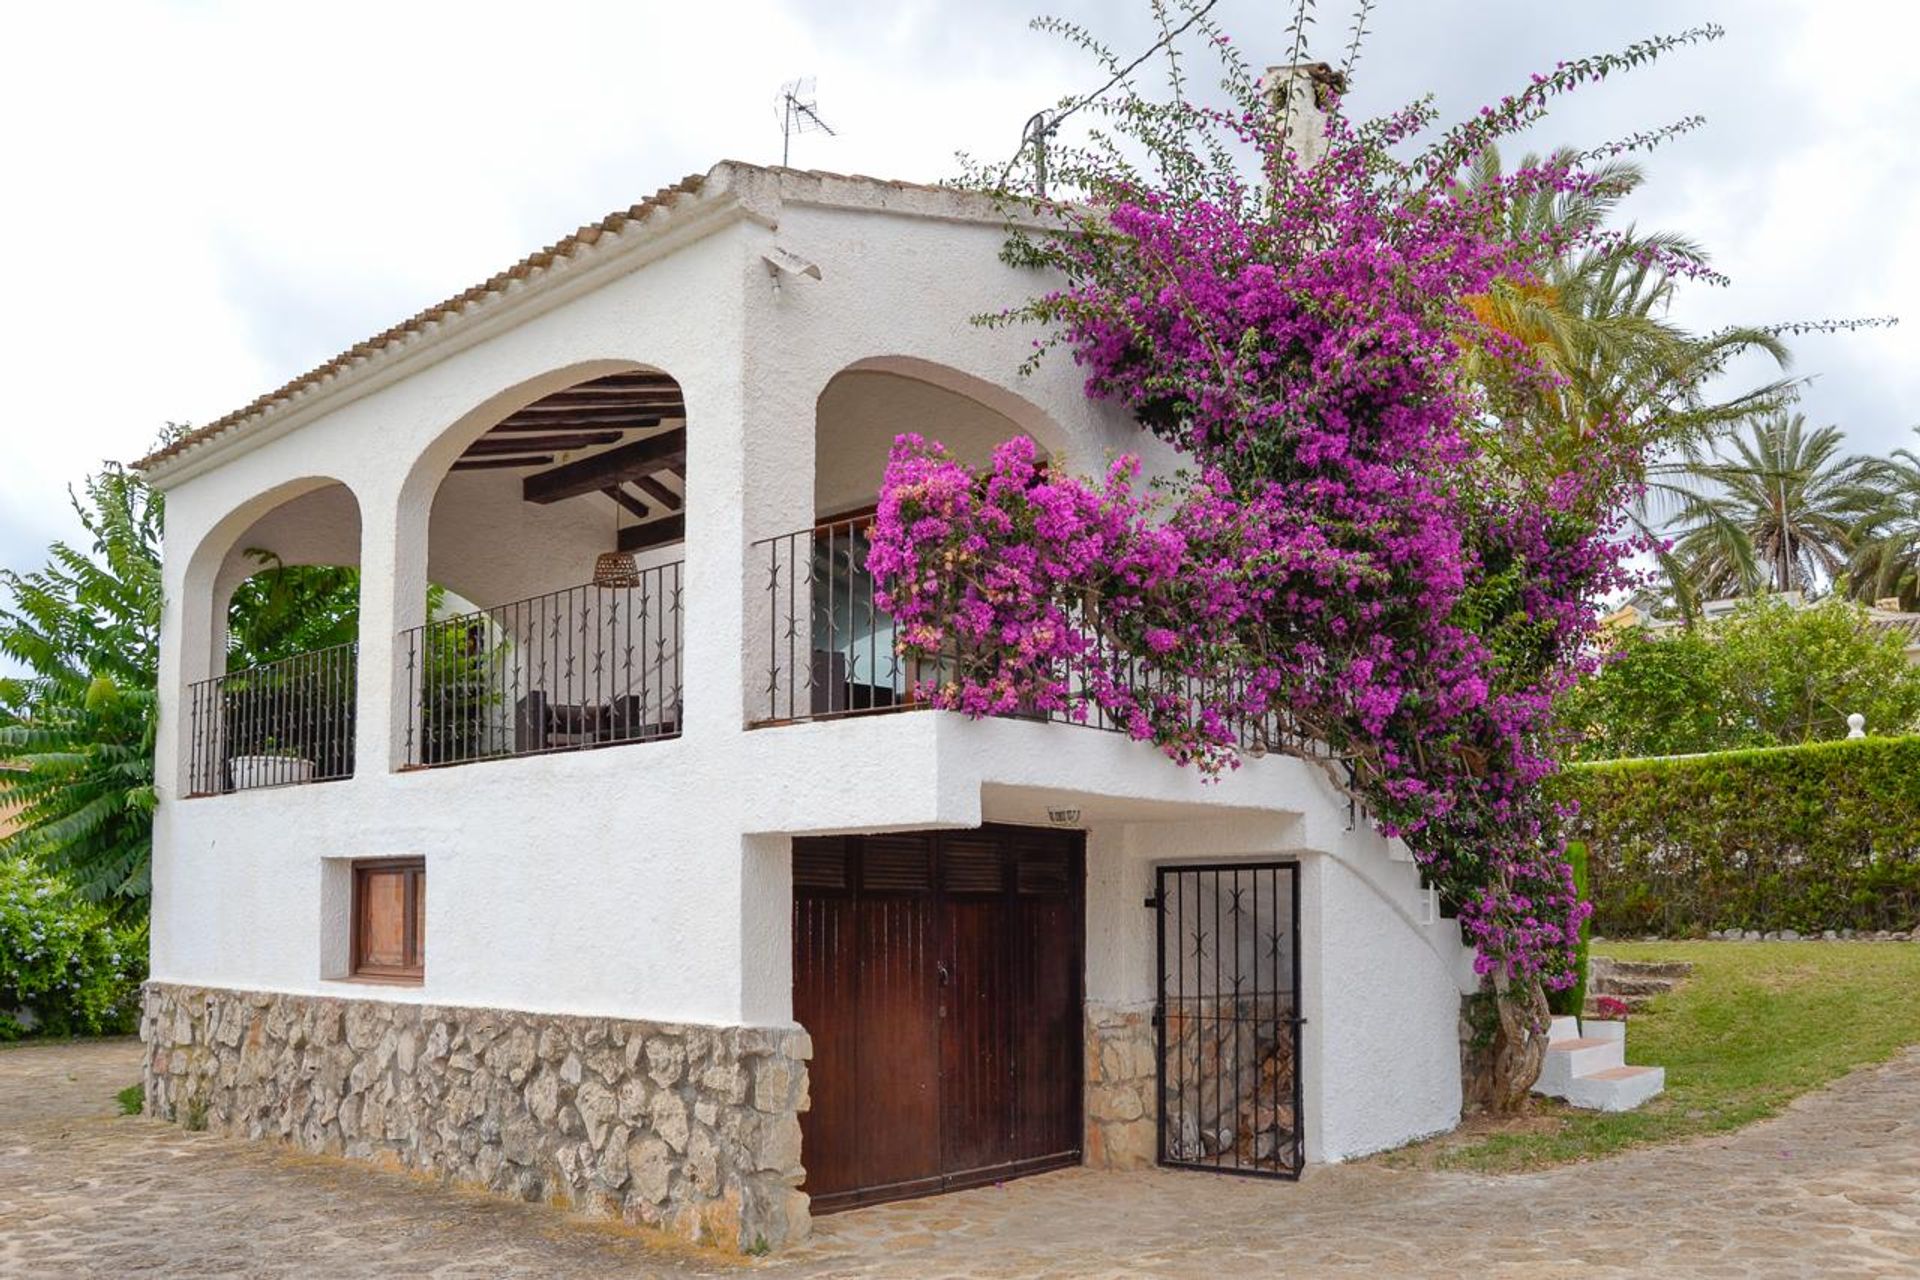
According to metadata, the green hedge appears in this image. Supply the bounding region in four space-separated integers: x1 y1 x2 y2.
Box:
1553 736 1920 937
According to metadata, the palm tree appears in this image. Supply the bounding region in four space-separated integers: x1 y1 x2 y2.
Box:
1457 149 1794 618
1665 412 1887 598
1847 426 1920 608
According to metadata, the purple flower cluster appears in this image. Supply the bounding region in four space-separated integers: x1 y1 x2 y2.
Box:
870 74 1684 990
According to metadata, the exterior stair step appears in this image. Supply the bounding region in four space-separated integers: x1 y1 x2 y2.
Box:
1535 1037 1625 1096
1562 1064 1665 1112
1590 975 1682 998
1596 959 1694 980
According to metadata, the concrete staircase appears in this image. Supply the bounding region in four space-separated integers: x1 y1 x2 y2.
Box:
1586 957 1693 1014
1535 1015 1665 1112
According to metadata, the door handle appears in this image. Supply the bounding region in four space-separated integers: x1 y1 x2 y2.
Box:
936 961 950 986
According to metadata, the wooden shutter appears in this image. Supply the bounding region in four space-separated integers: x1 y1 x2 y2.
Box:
353 859 425 981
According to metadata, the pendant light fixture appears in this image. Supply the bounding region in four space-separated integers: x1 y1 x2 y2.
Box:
593 487 641 589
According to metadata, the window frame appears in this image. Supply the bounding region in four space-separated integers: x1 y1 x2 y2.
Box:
349 857 425 983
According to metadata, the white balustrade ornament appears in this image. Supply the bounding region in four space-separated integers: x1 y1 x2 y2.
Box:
1846 712 1867 740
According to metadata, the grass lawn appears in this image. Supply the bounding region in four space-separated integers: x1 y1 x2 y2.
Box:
1381 940 1920 1173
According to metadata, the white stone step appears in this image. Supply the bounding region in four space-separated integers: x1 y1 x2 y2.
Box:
1562 1064 1665 1112
1386 836 1416 864
1548 1015 1581 1044
1534 1036 1626 1097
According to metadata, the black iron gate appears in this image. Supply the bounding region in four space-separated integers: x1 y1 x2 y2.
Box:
1154 861 1303 1178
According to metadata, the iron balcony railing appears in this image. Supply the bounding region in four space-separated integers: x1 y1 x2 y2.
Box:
186 641 358 796
400 563 684 769
749 516 1307 754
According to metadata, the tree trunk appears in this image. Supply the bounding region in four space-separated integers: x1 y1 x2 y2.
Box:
1486 973 1551 1111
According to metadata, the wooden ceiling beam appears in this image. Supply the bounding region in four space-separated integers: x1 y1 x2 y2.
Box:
451 454 554 471
632 474 683 510
506 401 687 416
617 513 686 553
465 431 624 453
491 412 671 430
538 385 683 399
604 486 651 520
522 428 688 504
514 401 683 415
571 374 680 389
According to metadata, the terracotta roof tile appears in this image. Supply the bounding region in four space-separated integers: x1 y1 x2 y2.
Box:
134 172 712 473
134 162 1033 477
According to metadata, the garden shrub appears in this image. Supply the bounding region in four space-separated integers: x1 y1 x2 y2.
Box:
0 858 145 1039
1555 736 1920 936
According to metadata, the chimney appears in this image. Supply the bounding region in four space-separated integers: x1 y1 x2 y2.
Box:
1263 62 1346 169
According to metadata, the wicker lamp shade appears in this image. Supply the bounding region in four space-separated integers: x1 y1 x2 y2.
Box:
592 549 641 589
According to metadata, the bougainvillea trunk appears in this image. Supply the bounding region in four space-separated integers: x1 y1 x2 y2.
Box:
1489 975 1553 1112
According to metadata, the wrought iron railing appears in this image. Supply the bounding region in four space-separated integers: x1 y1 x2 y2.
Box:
186 642 358 796
401 563 683 768
749 517 1308 754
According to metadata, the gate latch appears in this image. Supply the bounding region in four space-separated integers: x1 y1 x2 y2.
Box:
1143 895 1159 910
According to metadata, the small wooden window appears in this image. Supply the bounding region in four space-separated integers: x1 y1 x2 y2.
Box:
352 858 425 982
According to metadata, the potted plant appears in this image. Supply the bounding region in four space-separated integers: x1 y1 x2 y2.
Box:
227 738 315 791
1582 995 1631 1042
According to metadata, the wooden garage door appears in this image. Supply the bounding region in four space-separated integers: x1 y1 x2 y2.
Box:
792 825 1084 1213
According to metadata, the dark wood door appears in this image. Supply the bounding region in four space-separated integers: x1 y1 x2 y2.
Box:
793 825 1084 1213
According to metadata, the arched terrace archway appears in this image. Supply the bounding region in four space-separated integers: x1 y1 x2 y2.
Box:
401 367 689 767
179 479 363 795
752 359 1063 724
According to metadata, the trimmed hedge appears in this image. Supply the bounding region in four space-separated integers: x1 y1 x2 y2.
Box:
1553 736 1920 938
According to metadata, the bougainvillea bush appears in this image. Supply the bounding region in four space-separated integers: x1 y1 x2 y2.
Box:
870 10 1743 1101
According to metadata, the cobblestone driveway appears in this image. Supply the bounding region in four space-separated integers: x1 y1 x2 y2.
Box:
4 1038 1918 1277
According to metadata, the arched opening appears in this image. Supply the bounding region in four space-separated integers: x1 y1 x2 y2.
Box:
406 368 688 766
185 480 363 795
752 362 1055 724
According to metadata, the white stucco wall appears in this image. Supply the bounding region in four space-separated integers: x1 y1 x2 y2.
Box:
146 164 1476 1159
1077 768 1473 1165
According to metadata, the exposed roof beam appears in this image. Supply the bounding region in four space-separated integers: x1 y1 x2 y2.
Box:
632 474 683 510
452 454 554 471
604 486 651 520
465 431 624 453
532 387 685 401
490 412 669 431
617 513 686 553
570 375 681 390
523 428 687 504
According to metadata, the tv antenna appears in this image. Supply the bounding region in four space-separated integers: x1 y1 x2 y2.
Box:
778 77 836 167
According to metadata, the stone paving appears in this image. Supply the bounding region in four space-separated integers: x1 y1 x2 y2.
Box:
4 1038 1919 1277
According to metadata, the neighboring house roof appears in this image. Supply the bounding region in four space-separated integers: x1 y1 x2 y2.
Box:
1874 612 1920 652
0 763 23 842
133 162 1023 481
1620 596 1920 662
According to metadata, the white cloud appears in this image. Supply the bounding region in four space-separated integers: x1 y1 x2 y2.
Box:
1 0 1914 590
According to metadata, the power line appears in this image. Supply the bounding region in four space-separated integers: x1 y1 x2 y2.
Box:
997 0 1223 195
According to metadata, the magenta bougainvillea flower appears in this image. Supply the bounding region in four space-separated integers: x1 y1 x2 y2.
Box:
870 26 1728 996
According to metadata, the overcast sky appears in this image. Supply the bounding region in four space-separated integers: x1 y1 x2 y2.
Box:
1 0 1915 585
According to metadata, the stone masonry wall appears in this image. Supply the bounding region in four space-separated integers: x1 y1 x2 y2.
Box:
141 983 811 1251
1084 1002 1156 1169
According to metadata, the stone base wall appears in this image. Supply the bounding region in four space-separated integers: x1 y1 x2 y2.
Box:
1084 1002 1155 1169
141 983 811 1252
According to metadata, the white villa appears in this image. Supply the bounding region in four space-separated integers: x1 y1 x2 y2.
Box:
139 131 1479 1248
